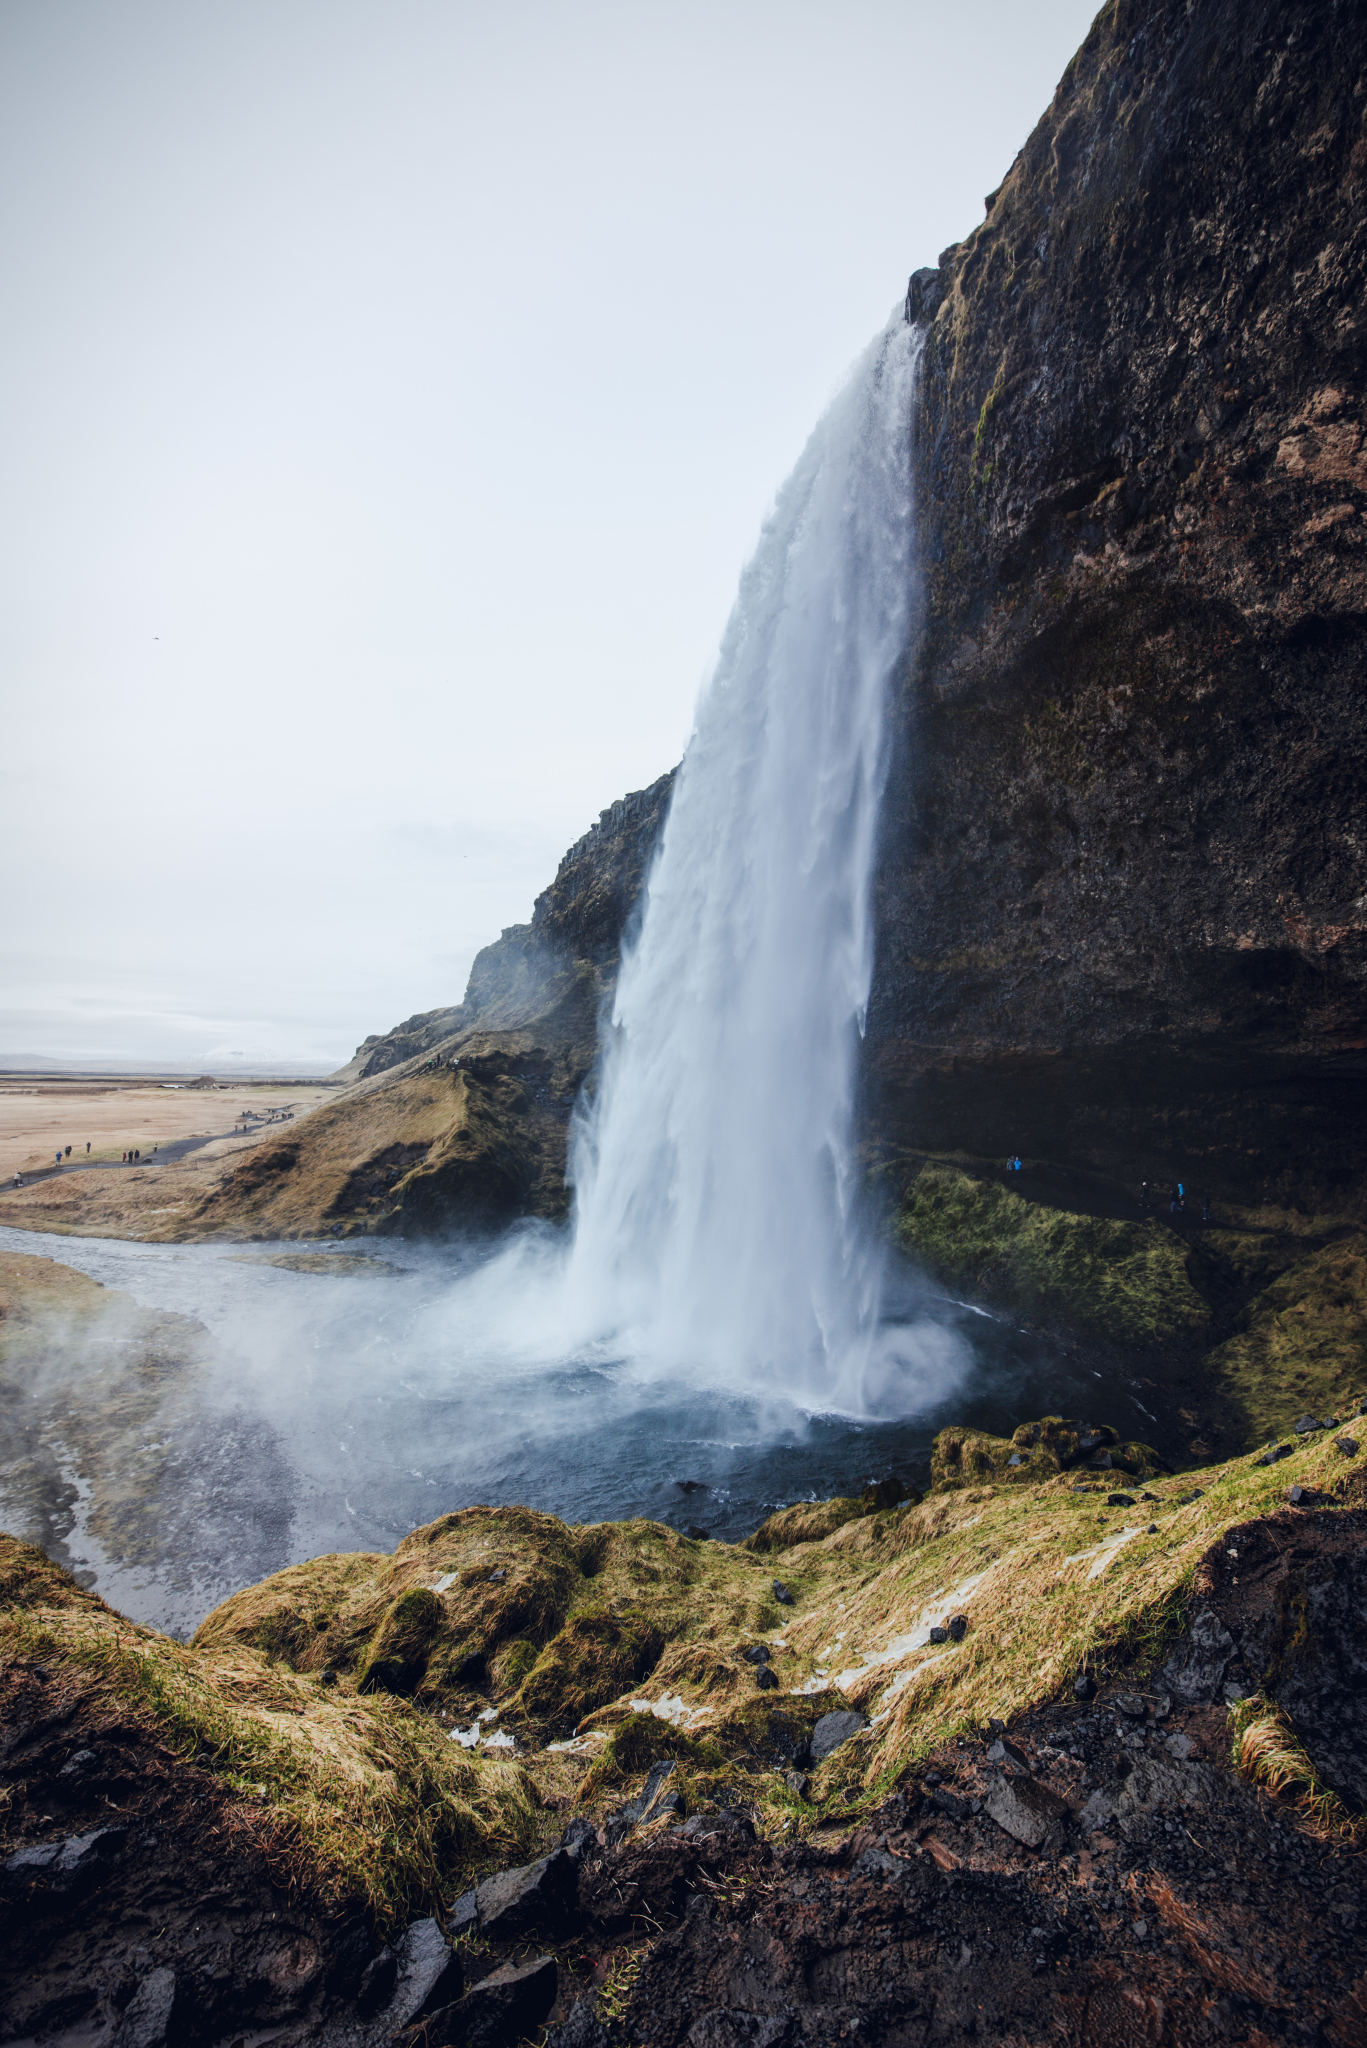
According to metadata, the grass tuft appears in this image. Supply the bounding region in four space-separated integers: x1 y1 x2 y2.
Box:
1229 1693 1365 1844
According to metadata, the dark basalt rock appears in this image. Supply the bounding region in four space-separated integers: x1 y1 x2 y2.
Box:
809 1710 867 1761
868 0 1367 1213
1171 1509 1367 1806
419 1953 558 2048
388 1916 464 2027
111 1965 179 2048
472 1847 579 1940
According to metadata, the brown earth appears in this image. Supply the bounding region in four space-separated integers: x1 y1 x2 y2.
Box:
0 1078 330 1178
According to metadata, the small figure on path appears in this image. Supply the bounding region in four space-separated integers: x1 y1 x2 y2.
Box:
64 1145 71 1157
55 1151 61 1167
85 1141 90 1154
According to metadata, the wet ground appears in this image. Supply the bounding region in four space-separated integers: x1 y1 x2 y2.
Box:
0 1222 1195 1637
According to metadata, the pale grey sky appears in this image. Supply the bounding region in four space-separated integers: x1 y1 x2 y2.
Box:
2 0 1098 1070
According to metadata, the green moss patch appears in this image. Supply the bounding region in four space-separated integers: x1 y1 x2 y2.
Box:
510 1609 664 1733
897 1164 1209 1345
1203 1238 1367 1447
358 1586 447 1695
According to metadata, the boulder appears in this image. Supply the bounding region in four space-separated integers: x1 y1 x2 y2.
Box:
3 1824 127 1901
389 1917 463 2026
428 1954 558 2048
474 1848 579 1939
1160 1609 1234 1706
983 1773 1070 1851
112 1966 179 2048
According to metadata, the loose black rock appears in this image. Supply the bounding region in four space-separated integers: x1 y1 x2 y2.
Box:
426 1953 558 2048
809 1710 867 1761
473 1849 579 1940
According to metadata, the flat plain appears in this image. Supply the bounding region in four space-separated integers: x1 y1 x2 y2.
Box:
0 1077 334 1178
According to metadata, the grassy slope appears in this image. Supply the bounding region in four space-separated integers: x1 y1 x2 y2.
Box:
1204 1239 1367 1446
0 1536 539 1933
8 1426 1365 1915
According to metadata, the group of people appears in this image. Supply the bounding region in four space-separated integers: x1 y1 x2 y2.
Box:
40 1142 158 1168
1002 1154 1214 1224
1140 1179 1211 1222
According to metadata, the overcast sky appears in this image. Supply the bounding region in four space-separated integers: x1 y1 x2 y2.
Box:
2 0 1098 1071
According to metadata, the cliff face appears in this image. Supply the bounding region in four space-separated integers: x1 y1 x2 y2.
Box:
869 0 1367 1210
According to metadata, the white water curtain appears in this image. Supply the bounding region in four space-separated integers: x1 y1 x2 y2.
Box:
566 316 925 1410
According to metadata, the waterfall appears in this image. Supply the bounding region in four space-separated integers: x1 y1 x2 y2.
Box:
565 314 933 1413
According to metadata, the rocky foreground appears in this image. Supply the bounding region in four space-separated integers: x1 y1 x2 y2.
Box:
4 1398 1365 2045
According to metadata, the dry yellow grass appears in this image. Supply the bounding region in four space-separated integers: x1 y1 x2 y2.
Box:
189 1424 1367 1829
1229 1693 1366 1845
0 1535 540 1930
0 1079 331 1177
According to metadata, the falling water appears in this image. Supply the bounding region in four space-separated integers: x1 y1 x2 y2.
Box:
566 314 936 1411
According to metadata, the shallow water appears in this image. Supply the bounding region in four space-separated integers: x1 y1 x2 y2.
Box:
0 1221 1177 1636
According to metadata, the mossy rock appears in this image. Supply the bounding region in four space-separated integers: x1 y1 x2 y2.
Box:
579 1711 725 1801
712 1688 851 1773
742 1499 866 1553
358 1587 446 1695
510 1608 664 1731
193 1551 387 1670
1203 1237 1367 1448
897 1164 1210 1345
930 1416 1167 1493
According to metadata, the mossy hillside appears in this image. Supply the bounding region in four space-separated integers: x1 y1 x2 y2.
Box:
0 1535 540 1932
195 1502 828 1740
9 1413 1367 1877
742 1498 867 1553
1203 1238 1367 1449
897 1165 1209 1344
929 1417 1166 1494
